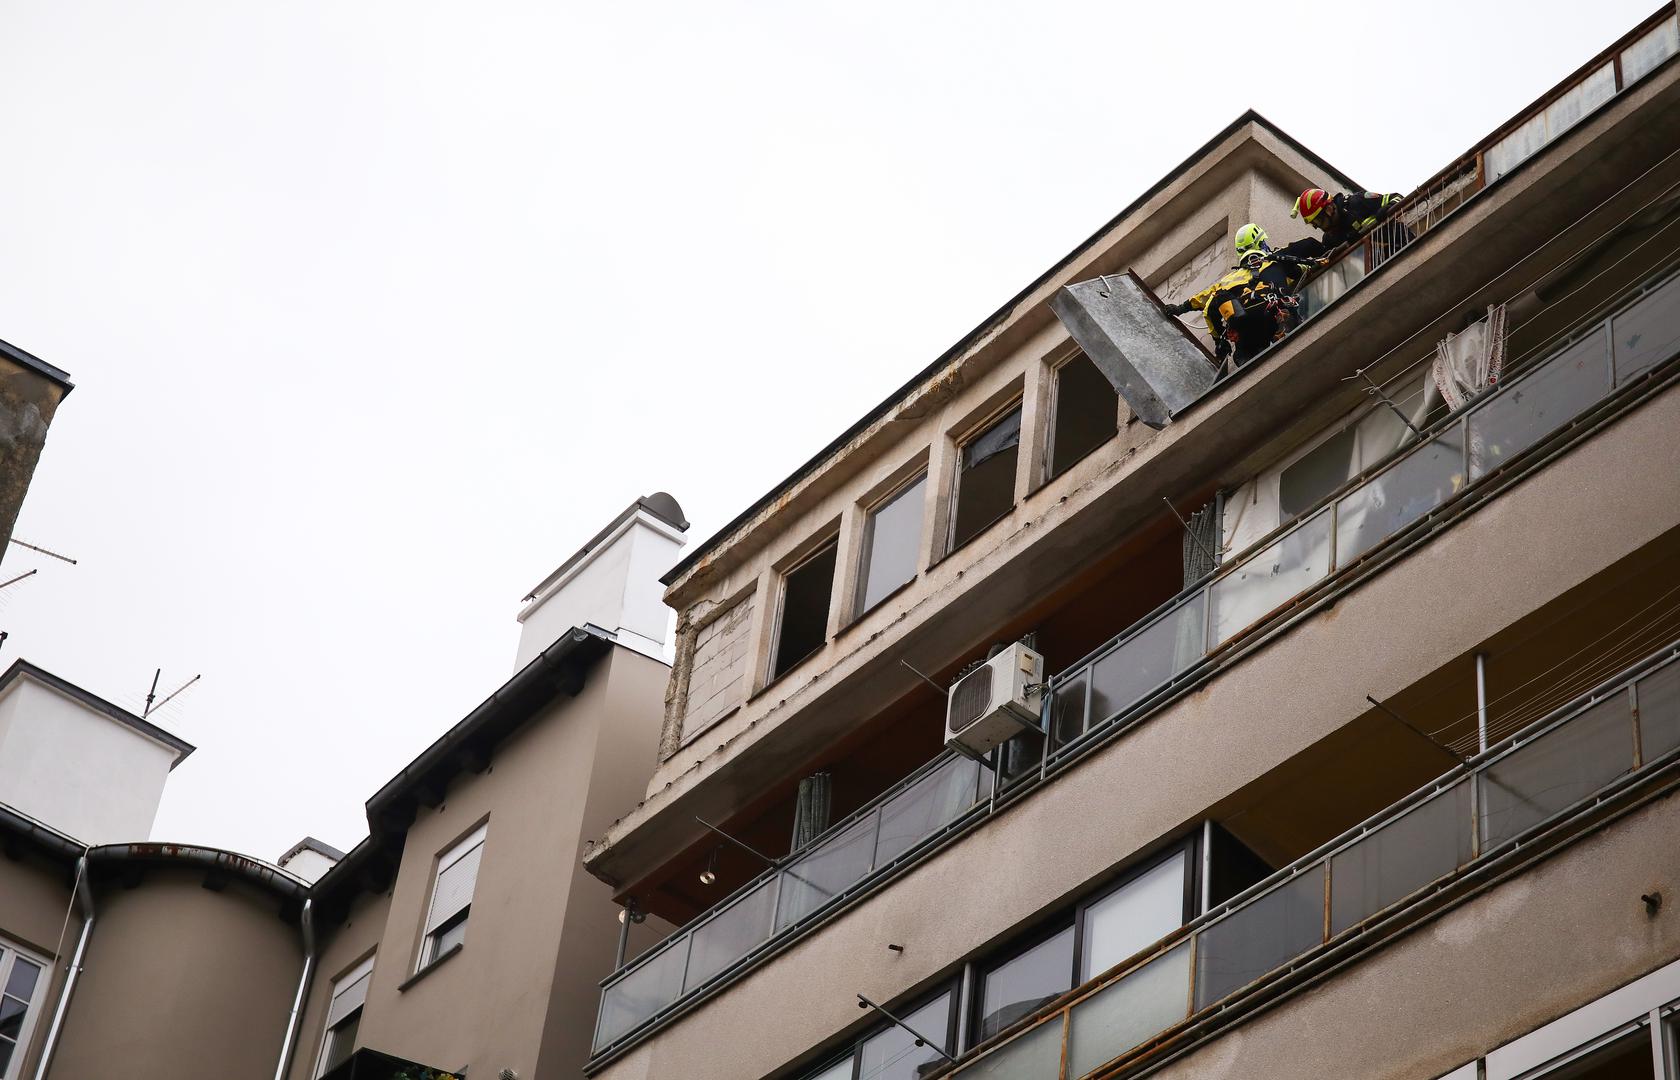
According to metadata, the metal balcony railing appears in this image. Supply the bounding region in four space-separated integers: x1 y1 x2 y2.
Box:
945 636 1680 1079
1297 8 1678 322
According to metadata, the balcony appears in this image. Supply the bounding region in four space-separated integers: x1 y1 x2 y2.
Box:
938 634 1680 1079
589 254 1680 1063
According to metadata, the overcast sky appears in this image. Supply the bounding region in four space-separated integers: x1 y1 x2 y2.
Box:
0 0 1661 862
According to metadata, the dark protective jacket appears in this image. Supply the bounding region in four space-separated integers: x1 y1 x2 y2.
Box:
1320 191 1404 248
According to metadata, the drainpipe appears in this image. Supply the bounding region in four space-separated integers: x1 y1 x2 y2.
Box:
31 855 93 1080
273 898 316 1080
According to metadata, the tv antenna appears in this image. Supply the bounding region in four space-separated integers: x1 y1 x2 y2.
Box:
8 538 77 565
0 569 38 592
143 668 202 719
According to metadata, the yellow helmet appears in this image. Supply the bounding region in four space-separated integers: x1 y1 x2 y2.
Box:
1235 223 1270 256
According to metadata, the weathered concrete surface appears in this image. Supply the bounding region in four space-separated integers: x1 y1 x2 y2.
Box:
0 353 67 559
588 59 1680 891
1050 273 1216 428
588 373 1680 1080
1146 789 1680 1080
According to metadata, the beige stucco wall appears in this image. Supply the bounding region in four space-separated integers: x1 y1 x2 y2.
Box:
592 368 1680 1080
1147 786 1680 1080
0 851 76 1080
289 645 671 1080
48 868 301 1080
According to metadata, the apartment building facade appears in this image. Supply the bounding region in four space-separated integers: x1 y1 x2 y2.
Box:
0 494 688 1080
582 9 1680 1080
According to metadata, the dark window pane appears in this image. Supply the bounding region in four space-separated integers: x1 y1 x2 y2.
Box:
857 476 927 614
430 908 468 958
1280 428 1357 519
1087 594 1206 727
1065 942 1191 1077
1334 421 1464 566
1049 673 1089 749
1210 509 1332 645
0 995 23 1040
1330 780 1472 936
1049 354 1118 478
958 1018 1064 1078
323 1011 360 1073
774 543 837 678
1082 850 1187 980
684 876 778 992
1194 868 1324 1009
859 993 951 1080
0 1039 13 1075
1468 331 1610 479
978 926 1074 1041
1613 272 1680 382
3 959 39 1002
1638 661 1680 764
952 409 1021 550
775 814 877 931
594 935 691 1049
875 757 979 866
1481 694 1634 849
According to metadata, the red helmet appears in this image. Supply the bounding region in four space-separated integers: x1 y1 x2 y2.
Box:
1292 188 1332 224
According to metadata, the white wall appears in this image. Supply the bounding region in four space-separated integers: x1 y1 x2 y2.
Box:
515 509 685 668
277 847 337 883
0 676 179 843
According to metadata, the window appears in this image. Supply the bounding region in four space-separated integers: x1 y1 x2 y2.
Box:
797 988 956 1080
772 541 838 679
315 955 374 1077
1047 353 1119 479
855 475 926 616
421 822 487 968
1079 848 1190 980
0 943 46 1080
977 924 1074 1042
950 406 1022 551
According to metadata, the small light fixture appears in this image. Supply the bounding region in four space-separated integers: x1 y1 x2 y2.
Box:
617 900 646 925
699 846 721 886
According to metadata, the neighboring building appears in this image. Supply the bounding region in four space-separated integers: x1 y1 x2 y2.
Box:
0 659 194 844
0 493 688 1080
0 338 71 559
580 12 1680 1080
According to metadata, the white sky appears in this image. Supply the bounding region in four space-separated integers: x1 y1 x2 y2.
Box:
0 0 1662 862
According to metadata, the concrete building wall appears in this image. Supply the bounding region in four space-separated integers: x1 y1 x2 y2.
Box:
290 885 392 1080
586 58 1680 888
589 376 1680 1080
48 869 301 1080
678 592 755 745
314 646 671 1080
0 678 178 844
0 352 67 560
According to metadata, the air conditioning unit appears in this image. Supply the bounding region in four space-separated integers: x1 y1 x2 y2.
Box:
944 643 1044 757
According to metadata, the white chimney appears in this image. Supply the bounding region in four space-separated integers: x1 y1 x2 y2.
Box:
277 836 345 884
515 493 689 668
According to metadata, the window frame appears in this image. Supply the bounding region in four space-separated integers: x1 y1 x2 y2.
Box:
853 471 928 621
971 917 1077 1047
0 939 49 1080
419 821 488 970
314 953 376 1079
1071 839 1200 984
946 400 1025 556
766 535 840 684
796 981 961 1080
1042 349 1121 483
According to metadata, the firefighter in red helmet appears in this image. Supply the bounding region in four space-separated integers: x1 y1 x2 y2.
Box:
1291 187 1408 254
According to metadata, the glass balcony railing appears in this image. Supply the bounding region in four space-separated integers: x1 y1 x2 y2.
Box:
593 754 993 1053
1048 265 1680 759
950 637 1680 1079
592 263 1680 1059
1295 8 1677 322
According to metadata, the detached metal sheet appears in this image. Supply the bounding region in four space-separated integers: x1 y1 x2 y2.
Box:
1050 271 1216 429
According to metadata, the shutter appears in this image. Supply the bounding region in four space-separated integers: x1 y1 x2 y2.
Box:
425 827 486 934
326 967 372 1029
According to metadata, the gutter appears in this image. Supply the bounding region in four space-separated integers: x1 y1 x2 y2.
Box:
273 899 316 1080
86 843 309 901
30 855 93 1080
